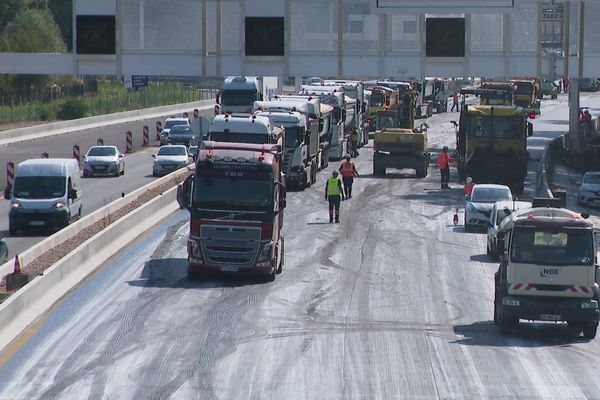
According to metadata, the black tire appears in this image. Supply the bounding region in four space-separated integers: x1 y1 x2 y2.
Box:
114 168 120 178
267 270 276 282
120 166 125 176
493 289 499 324
486 243 492 256
277 238 284 274
552 94 557 100
499 316 517 335
583 324 598 339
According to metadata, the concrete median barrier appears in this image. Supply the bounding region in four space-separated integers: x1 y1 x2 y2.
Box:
0 178 183 353
0 99 215 146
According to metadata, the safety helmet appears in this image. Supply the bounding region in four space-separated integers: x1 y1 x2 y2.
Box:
443 146 449 152
466 177 473 184
332 170 339 176
345 155 351 161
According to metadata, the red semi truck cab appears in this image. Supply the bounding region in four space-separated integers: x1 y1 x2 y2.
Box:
177 141 286 280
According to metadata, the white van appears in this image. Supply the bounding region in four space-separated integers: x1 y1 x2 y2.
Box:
8 159 82 235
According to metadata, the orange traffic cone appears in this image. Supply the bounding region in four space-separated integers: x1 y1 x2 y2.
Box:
13 254 21 274
453 209 459 225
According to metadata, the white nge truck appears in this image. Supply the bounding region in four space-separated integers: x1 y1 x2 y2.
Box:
494 206 600 338
216 76 262 115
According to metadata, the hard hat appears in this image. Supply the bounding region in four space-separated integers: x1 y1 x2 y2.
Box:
345 155 351 161
466 177 473 184
332 170 339 176
443 146 449 152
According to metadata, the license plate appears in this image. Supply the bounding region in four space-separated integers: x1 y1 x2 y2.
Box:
220 265 239 272
28 221 45 226
540 314 561 321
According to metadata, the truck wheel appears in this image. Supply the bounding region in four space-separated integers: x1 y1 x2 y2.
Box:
499 316 517 335
267 270 276 282
583 323 598 339
552 93 557 100
277 239 284 274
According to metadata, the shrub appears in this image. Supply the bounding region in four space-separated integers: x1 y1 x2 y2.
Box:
57 99 88 120
35 104 54 121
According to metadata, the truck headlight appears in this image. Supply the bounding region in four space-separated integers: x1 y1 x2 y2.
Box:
257 242 274 262
502 297 520 306
54 201 66 209
581 300 598 309
10 202 20 208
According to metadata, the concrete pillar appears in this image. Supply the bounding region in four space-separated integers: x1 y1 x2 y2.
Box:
568 77 581 153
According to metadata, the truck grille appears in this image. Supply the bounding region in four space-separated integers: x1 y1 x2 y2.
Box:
201 225 261 267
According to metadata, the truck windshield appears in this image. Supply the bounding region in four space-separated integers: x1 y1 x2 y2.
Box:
514 83 533 95
193 175 273 211
371 92 384 107
470 117 524 139
285 126 303 148
13 176 66 199
221 90 257 106
511 229 594 265
209 131 270 144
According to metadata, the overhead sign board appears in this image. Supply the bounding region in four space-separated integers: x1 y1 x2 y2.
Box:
373 0 514 12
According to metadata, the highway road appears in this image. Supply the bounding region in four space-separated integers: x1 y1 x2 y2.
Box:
1 94 600 399
0 107 215 259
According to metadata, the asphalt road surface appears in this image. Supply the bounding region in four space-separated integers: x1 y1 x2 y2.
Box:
0 107 214 259
2 95 600 399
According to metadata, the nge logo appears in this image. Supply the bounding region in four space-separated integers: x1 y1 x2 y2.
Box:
540 267 560 277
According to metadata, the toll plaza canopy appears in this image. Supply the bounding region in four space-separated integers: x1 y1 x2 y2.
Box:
0 0 597 79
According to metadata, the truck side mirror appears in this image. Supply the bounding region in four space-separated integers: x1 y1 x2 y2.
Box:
177 175 194 210
527 122 533 137
69 189 78 200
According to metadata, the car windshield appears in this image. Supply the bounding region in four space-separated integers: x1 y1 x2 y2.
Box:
511 229 594 265
170 126 192 135
87 147 116 156
284 126 303 148
193 174 273 211
583 174 600 184
470 116 524 139
472 187 511 202
158 147 187 156
164 120 187 129
209 131 270 144
221 90 258 106
370 92 384 107
13 176 65 199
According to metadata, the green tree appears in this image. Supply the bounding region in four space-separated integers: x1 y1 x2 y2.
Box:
0 0 25 35
48 0 72 51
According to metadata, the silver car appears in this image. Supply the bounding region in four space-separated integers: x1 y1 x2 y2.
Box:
486 200 531 257
464 184 512 232
160 118 191 145
578 172 600 207
152 145 192 177
83 146 125 177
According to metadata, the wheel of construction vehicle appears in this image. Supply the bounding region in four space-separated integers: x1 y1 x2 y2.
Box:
583 324 598 339
277 238 284 274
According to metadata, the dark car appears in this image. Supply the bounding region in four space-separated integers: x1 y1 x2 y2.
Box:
0 238 8 265
167 125 196 146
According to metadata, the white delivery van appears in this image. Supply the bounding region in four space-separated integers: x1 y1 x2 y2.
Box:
8 159 82 235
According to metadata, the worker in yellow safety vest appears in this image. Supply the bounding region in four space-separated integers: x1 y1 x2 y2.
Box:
350 128 361 157
325 170 346 223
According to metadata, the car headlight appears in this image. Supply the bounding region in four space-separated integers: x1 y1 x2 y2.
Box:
10 202 21 208
581 300 598 309
257 242 274 262
502 297 520 306
54 201 66 208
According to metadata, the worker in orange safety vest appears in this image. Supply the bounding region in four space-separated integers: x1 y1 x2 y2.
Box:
436 146 453 189
338 155 359 198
